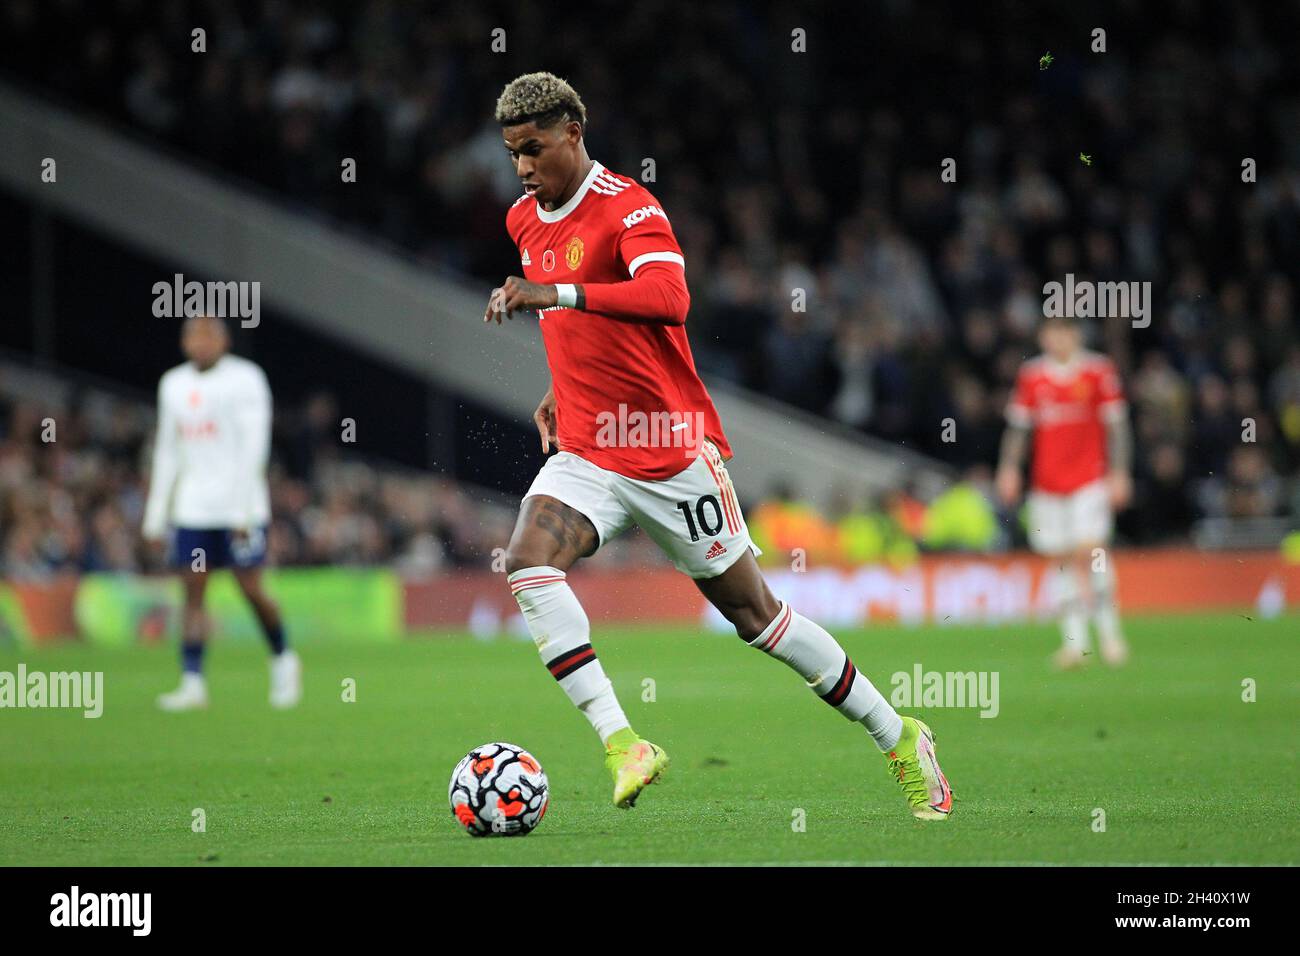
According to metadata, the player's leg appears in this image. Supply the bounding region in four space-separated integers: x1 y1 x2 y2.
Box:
694 550 951 819
1029 490 1089 668
505 491 665 807
230 565 287 655
180 567 209 671
1074 483 1127 665
505 493 616 743
231 562 302 708
694 549 901 745
157 530 212 711
620 441 951 819
1053 553 1091 669
1086 550 1128 665
504 493 600 573
622 442 901 745
505 455 660 804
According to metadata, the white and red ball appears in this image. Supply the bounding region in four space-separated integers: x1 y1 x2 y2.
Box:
448 742 549 837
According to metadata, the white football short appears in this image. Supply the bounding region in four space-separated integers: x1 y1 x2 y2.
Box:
523 440 761 579
1026 479 1112 555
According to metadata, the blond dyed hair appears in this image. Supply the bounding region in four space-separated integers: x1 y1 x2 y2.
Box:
495 71 587 130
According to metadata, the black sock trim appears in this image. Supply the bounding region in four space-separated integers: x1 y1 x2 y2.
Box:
546 643 596 680
819 657 857 708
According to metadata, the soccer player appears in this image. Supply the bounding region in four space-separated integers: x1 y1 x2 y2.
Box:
143 314 301 711
996 314 1133 668
483 72 953 820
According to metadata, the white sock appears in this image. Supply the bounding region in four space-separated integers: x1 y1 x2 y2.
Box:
748 601 903 751
509 566 630 744
1053 564 1089 652
1089 561 1125 647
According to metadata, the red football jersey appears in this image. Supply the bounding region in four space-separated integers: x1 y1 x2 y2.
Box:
1006 351 1126 494
505 161 731 480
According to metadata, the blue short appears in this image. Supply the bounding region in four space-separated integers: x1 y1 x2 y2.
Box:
170 526 268 570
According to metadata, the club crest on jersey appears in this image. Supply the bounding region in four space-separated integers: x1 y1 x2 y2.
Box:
542 249 556 272
565 236 584 270
521 248 531 266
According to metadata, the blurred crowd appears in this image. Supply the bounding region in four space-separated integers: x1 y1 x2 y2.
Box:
3 0 1300 547
0 356 1019 579
0 363 529 579
748 477 1001 570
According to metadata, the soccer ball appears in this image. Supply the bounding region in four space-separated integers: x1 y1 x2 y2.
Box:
448 742 549 837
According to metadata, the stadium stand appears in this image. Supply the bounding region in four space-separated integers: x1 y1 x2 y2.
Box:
1 0 1298 556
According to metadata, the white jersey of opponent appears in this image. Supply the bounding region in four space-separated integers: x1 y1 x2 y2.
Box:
142 354 272 536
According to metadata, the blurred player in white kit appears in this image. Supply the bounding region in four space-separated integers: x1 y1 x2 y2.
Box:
143 314 301 710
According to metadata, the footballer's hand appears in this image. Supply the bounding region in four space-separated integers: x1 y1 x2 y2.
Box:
1107 471 1133 509
484 286 510 323
995 465 1022 507
534 388 558 454
484 276 557 323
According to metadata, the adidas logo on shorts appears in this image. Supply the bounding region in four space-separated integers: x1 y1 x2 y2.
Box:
705 540 727 560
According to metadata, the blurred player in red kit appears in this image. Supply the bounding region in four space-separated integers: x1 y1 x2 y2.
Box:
480 72 953 821
996 314 1133 669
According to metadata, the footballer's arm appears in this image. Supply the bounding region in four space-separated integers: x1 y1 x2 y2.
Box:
142 377 180 546
1104 409 1134 509
230 367 273 538
995 421 1030 506
485 263 689 326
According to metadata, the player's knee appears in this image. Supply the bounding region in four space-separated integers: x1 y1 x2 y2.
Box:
726 595 782 642
503 546 558 578
181 575 206 604
233 569 263 596
698 562 782 640
240 582 275 613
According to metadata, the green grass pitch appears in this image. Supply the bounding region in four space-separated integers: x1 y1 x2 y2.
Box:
1 613 1296 866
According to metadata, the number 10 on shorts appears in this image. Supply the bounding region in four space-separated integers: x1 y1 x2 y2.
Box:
676 495 725 541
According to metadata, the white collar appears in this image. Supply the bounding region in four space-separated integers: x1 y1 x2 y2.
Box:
536 161 603 223
1042 352 1083 379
